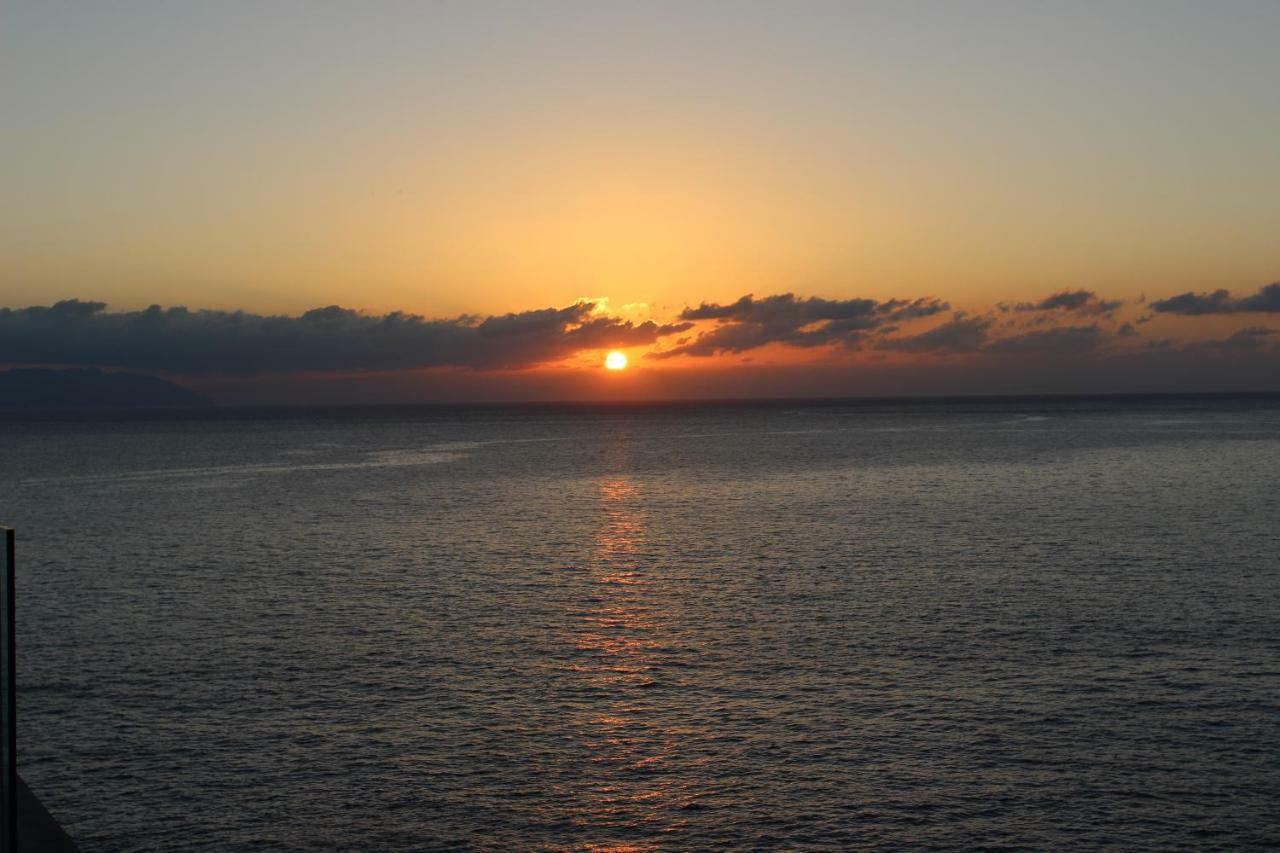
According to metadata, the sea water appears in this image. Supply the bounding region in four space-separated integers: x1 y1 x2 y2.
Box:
2 397 1278 850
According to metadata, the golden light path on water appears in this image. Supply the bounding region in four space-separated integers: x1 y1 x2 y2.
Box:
558 474 708 851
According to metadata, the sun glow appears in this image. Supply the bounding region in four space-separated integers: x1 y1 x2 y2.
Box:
605 351 628 371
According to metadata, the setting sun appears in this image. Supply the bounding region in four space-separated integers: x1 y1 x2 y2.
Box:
605 351 628 371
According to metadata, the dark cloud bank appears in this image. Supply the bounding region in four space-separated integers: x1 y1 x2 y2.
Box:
656 284 1280 363
654 290 1130 359
0 299 690 374
652 293 948 358
0 284 1277 404
1002 289 1123 316
1150 282 1280 315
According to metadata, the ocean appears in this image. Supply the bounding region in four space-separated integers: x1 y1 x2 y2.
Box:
2 396 1278 850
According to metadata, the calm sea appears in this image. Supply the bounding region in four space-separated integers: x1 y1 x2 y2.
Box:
2 397 1278 850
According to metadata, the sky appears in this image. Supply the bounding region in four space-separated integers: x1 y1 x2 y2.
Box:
2 1 1278 402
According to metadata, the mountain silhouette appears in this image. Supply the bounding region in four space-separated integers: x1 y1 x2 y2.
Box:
0 368 211 410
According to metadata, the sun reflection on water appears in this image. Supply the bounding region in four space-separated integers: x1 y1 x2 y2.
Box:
559 475 702 847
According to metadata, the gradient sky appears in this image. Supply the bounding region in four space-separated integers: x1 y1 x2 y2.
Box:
3 1 1279 401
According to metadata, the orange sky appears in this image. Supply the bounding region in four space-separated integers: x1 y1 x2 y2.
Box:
1 4 1277 400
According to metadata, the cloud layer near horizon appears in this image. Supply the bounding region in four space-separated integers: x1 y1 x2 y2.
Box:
0 299 691 374
649 283 1280 363
0 281 1277 390
1150 282 1280 315
651 290 1134 359
649 293 949 359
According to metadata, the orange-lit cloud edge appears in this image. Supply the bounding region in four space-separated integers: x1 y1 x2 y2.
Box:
1 281 1277 404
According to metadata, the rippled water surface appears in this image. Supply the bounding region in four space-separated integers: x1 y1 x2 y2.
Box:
2 397 1279 850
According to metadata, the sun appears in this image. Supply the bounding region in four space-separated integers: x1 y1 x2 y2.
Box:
604 351 628 370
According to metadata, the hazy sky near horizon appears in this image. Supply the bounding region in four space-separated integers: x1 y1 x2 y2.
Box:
5 1 1279 316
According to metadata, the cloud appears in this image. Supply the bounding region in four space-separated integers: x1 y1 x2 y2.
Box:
3 285 1277 403
1150 282 1280 315
1185 326 1278 352
985 324 1106 354
1013 289 1123 315
879 318 1113 356
876 315 991 353
1149 289 1234 315
679 293 947 324
0 299 689 374
653 292 949 358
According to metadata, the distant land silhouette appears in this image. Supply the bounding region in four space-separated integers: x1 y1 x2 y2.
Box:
0 368 210 410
